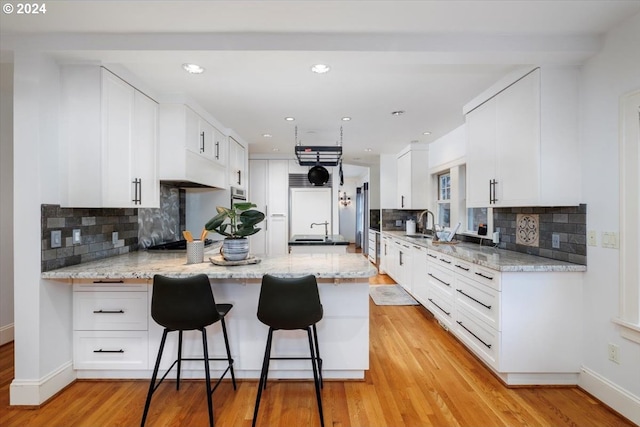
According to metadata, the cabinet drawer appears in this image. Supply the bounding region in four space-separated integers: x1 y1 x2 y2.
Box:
455 306 499 369
73 331 148 370
74 292 148 330
452 258 473 278
455 276 500 330
471 265 501 291
427 285 454 329
73 279 149 292
427 263 455 296
429 251 455 270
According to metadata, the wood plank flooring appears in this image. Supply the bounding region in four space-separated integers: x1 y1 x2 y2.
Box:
0 254 634 426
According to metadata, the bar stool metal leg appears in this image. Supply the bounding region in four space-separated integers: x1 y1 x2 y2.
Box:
141 329 168 427
176 330 183 390
220 317 237 390
307 327 325 427
252 328 274 427
202 328 214 427
312 324 323 388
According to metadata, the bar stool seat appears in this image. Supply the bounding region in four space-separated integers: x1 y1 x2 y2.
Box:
252 274 324 427
141 274 236 427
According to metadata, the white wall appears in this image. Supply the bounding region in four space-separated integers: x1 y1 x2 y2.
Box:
0 60 14 345
428 125 466 170
10 52 74 405
578 11 640 424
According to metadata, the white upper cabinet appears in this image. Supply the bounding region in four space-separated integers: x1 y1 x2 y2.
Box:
228 137 247 189
465 67 581 208
60 66 159 208
396 146 430 209
158 104 227 188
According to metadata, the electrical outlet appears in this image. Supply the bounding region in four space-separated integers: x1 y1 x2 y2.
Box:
552 233 560 249
587 230 597 246
395 220 402 226
51 230 62 248
608 343 620 364
72 229 82 244
601 232 619 249
112 231 119 245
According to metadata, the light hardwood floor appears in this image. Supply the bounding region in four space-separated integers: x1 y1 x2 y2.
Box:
0 252 634 426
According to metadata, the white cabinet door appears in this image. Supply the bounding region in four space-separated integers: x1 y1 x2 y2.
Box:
229 137 246 189
248 160 267 254
212 126 227 166
132 91 159 208
268 214 289 255
397 152 412 208
495 70 540 206
268 160 289 214
411 245 428 306
184 106 201 154
465 99 497 208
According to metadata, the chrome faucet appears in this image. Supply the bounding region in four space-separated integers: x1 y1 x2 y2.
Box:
311 221 329 239
418 210 439 241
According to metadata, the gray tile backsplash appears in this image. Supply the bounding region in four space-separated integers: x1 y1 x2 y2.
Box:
41 205 138 272
381 209 427 232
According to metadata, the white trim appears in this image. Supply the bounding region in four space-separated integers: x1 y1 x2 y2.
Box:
579 366 640 426
618 89 640 340
9 361 76 406
428 156 465 176
0 323 14 346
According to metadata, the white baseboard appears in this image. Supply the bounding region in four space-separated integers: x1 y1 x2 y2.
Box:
0 323 14 345
579 366 640 425
10 361 76 406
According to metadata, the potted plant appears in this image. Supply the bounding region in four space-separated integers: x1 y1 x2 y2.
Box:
205 202 265 261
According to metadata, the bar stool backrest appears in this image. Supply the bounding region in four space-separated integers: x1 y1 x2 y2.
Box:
257 274 323 330
152 274 220 331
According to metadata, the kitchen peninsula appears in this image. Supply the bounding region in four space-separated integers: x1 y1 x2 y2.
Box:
42 252 377 381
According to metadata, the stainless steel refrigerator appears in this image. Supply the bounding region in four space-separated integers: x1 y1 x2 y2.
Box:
355 183 369 251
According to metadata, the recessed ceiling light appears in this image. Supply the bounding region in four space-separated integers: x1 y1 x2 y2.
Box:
341 117 351 121
272 148 280 152
284 117 295 121
364 148 372 152
262 133 273 138
391 110 405 116
311 64 331 74
182 63 204 74
423 131 432 135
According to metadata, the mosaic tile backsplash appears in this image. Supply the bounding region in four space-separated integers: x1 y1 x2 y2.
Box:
494 204 586 265
138 185 185 248
41 205 138 272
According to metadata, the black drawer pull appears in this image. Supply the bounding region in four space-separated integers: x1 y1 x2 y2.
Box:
439 258 451 264
456 289 492 309
427 253 437 259
475 272 494 281
428 298 451 316
457 321 492 349
93 309 125 314
93 349 125 353
455 264 470 271
428 273 451 287
92 280 124 284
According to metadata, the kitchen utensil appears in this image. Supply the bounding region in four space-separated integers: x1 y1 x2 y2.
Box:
200 228 208 241
308 165 330 186
182 230 194 242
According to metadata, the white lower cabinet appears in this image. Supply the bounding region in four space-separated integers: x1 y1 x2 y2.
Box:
73 280 149 371
384 231 583 385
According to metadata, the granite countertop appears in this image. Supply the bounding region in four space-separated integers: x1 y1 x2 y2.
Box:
382 230 587 273
41 251 376 280
288 234 349 246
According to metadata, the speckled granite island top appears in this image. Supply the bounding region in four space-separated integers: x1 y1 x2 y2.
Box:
383 231 587 273
41 251 377 280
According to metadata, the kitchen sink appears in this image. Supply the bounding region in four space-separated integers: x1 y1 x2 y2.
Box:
405 234 431 239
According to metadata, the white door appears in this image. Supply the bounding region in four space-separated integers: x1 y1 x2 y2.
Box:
290 188 332 236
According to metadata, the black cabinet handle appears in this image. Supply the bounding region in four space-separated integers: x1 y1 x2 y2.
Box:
399 251 403 266
439 258 451 264
427 253 437 259
428 272 450 287
428 298 451 316
93 349 125 353
401 195 405 208
93 309 125 314
132 178 141 205
489 179 498 204
237 170 241 185
456 289 492 309
200 131 205 153
475 272 494 281
455 264 470 271
457 321 492 349
92 280 124 284
215 141 220 159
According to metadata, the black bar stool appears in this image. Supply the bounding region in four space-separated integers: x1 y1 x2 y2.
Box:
252 274 324 427
141 274 236 427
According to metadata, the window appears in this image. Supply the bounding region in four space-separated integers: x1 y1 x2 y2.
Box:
437 172 451 227
616 89 640 344
467 208 488 235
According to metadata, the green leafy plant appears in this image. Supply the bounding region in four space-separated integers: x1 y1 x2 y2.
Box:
205 202 265 238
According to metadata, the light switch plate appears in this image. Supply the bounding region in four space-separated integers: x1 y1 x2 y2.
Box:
601 231 619 249
51 230 61 248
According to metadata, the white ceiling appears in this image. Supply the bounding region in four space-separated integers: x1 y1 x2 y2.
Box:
2 1 639 165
